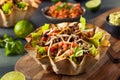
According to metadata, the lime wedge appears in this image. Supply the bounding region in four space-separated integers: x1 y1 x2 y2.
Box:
85 0 101 12
1 71 26 80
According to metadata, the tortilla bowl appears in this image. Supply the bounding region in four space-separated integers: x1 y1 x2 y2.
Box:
25 22 111 75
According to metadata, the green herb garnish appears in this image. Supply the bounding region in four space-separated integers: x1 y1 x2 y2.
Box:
16 2 28 10
0 34 24 56
57 2 71 11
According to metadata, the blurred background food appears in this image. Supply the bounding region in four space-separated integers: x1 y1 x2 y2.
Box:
105 11 120 39
46 1 83 19
0 0 41 27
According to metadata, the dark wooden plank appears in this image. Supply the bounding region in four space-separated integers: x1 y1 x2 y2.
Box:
15 54 109 80
88 61 120 80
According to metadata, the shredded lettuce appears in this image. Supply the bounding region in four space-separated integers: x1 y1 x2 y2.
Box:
79 16 86 30
90 45 98 56
31 24 50 38
2 2 12 14
42 24 50 31
31 32 42 40
36 46 46 55
89 32 103 47
16 2 28 10
31 24 50 47
70 47 83 64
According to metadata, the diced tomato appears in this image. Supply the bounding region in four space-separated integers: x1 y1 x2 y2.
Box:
45 46 48 51
42 37 47 41
50 47 54 52
53 29 58 33
71 42 78 47
58 41 64 47
50 44 58 52
48 33 57 36
88 52 94 57
63 43 68 51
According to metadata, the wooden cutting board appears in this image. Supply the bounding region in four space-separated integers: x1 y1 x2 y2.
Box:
15 7 120 80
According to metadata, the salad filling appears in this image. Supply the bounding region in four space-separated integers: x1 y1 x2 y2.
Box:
15 1 28 10
29 17 110 64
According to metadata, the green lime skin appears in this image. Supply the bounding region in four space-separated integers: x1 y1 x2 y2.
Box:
85 0 101 12
1 71 26 80
14 20 34 39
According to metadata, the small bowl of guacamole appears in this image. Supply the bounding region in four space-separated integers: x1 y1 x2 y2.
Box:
105 11 120 39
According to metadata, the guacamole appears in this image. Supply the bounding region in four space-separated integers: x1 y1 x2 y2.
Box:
109 11 120 26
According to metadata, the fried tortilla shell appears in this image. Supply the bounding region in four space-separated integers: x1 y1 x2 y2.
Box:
48 27 110 75
25 22 111 75
25 42 53 72
49 55 97 75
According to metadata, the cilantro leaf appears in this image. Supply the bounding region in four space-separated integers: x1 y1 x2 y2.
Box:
70 47 83 64
0 34 24 56
42 24 50 31
5 41 24 56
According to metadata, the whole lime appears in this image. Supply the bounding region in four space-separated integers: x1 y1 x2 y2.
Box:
85 0 101 12
14 20 34 38
1 71 26 80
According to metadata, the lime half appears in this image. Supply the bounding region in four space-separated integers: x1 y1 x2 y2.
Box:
85 0 101 12
1 71 26 80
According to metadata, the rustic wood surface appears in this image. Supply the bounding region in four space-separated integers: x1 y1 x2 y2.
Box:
15 7 120 80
